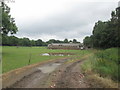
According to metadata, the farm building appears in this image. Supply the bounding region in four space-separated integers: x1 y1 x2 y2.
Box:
48 43 84 50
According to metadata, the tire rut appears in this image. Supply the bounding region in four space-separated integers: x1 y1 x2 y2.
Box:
55 60 84 88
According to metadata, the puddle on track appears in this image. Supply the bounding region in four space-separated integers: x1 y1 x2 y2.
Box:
11 59 70 88
38 63 61 73
37 59 69 74
41 53 74 56
11 62 64 88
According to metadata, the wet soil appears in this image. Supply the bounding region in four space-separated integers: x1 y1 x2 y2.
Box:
41 53 75 56
10 57 90 88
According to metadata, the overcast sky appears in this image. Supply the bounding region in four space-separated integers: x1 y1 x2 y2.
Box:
7 0 119 42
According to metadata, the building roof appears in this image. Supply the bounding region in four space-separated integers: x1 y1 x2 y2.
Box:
49 43 82 46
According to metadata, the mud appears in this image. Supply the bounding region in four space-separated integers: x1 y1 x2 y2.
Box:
10 58 70 88
46 59 90 88
7 57 90 88
38 63 61 73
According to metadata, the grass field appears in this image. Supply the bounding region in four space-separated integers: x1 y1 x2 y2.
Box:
2 46 90 73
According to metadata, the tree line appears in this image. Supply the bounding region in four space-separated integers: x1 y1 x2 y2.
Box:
2 35 80 46
83 6 120 49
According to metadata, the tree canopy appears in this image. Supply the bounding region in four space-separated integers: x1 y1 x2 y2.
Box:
0 2 18 35
64 38 69 43
83 7 120 49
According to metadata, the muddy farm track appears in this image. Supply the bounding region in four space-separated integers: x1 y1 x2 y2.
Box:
5 56 91 88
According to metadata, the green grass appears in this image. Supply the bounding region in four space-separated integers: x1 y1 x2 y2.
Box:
82 48 119 81
2 46 90 73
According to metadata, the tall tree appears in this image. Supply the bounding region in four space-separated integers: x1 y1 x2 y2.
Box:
36 39 43 46
22 38 31 46
0 2 18 35
8 36 19 46
69 40 72 43
64 38 68 43
46 39 56 44
83 36 92 48
73 39 77 43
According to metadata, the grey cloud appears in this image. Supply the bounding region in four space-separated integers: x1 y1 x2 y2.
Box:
16 2 118 42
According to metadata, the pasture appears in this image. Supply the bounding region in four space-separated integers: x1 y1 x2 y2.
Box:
2 46 90 73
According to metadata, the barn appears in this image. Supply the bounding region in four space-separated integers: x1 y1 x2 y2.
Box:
48 43 84 50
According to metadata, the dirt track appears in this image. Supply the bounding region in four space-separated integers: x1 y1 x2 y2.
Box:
8 56 91 88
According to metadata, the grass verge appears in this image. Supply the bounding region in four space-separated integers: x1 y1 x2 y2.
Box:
81 48 119 88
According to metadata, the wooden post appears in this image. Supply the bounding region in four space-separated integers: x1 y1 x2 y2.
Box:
28 53 31 65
